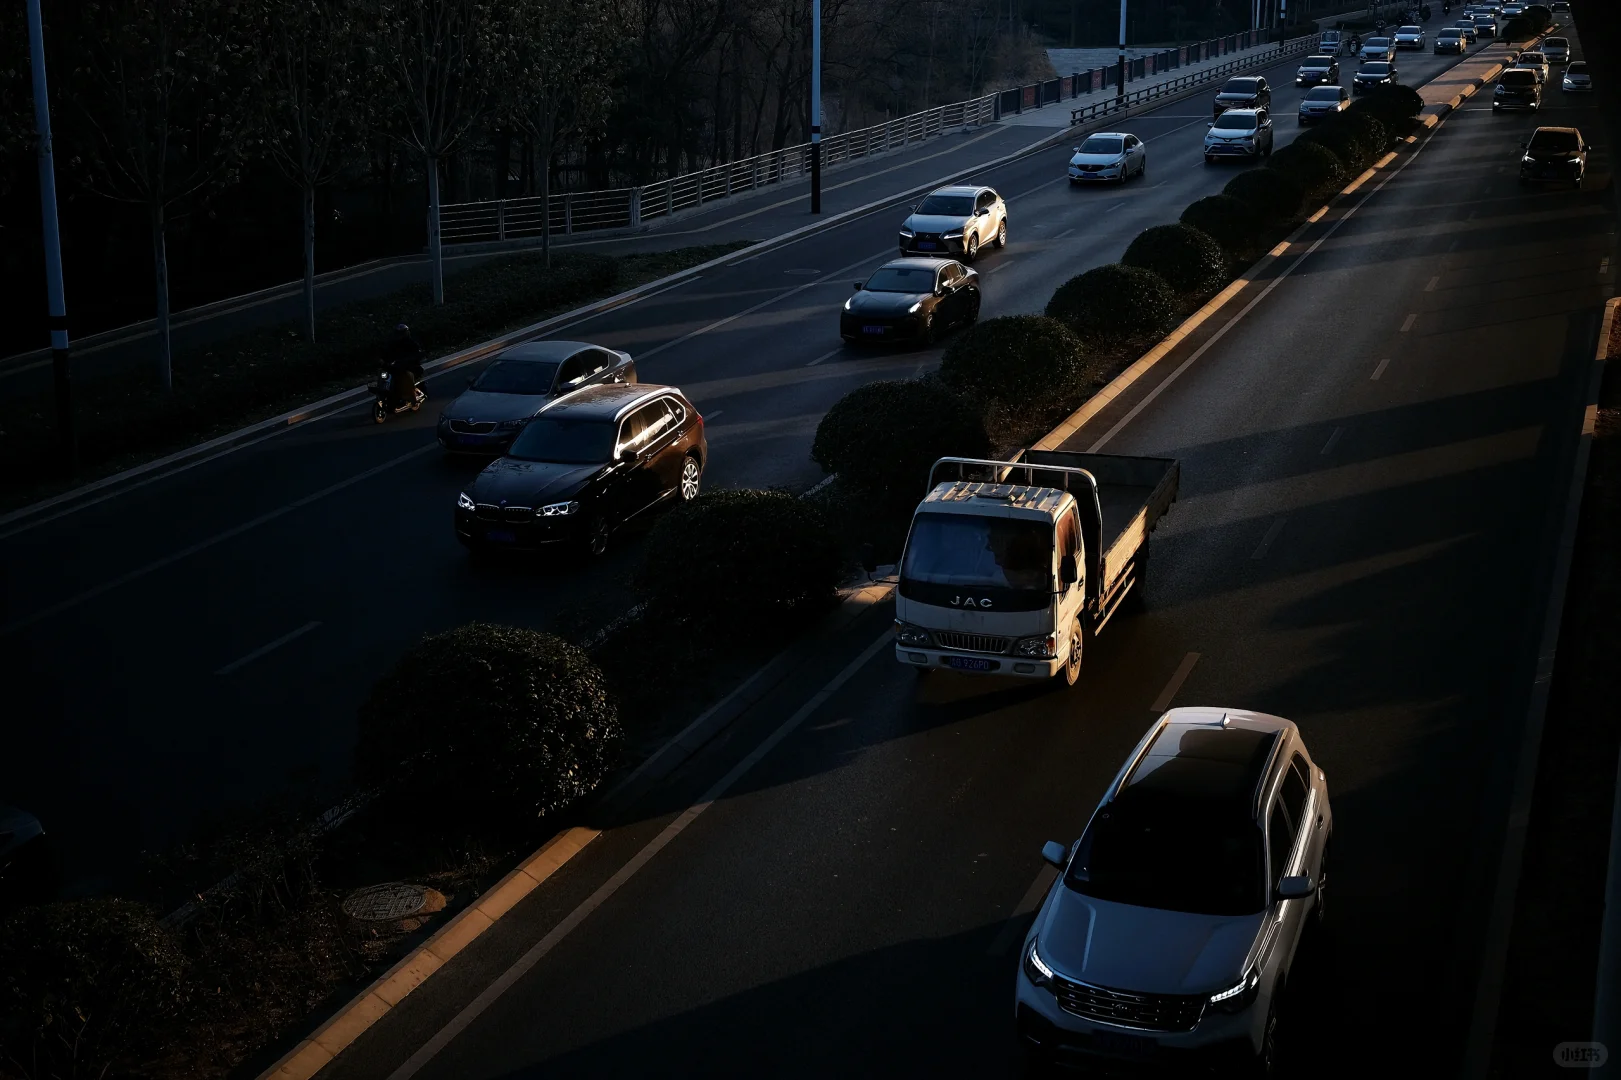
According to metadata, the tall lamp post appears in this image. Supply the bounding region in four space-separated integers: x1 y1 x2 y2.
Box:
810 0 822 213
1115 0 1127 105
25 0 74 471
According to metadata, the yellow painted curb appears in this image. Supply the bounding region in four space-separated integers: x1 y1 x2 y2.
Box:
257 826 599 1080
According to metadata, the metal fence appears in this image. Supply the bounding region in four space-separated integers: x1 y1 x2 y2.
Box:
1070 33 1322 125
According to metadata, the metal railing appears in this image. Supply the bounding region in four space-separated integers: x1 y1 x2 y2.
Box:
1071 33 1321 125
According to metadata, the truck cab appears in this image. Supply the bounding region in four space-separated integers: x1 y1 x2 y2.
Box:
893 451 1178 685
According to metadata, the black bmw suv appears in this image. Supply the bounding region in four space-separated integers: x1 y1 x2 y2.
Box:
454 382 707 556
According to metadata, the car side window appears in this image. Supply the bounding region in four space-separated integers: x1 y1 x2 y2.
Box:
587 349 615 376
558 354 588 387
975 191 992 212
1282 755 1310 829
1055 510 1079 579
617 409 649 453
1268 803 1297 885
637 399 677 445
663 397 687 428
1125 135 1140 150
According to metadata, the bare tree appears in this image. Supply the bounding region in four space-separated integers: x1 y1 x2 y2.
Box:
364 0 496 304
245 0 366 342
64 0 247 390
0 1 33 195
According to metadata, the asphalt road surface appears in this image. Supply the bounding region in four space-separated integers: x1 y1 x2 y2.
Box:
0 34 1518 899
304 29 1612 1080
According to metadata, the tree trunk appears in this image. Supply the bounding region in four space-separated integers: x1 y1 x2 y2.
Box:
150 204 173 392
301 183 317 343
426 154 444 305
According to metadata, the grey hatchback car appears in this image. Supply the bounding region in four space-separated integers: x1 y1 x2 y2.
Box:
437 340 636 454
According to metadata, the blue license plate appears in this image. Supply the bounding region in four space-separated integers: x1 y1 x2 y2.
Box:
863 325 886 335
456 435 480 445
918 241 937 250
946 656 995 672
486 529 517 543
1090 1031 1156 1055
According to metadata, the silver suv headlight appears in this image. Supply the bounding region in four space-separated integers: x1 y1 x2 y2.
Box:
1208 967 1262 1013
1023 939 1056 988
894 621 933 647
536 501 580 517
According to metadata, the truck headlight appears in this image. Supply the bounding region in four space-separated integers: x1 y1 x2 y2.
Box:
1208 968 1262 1013
537 501 580 517
457 492 476 510
1023 939 1056 988
1014 634 1058 658
893 621 932 647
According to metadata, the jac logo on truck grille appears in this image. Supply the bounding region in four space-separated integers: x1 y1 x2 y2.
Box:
950 596 993 608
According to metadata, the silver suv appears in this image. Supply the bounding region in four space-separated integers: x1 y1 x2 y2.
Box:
1015 708 1333 1073
1204 108 1274 163
897 185 1008 262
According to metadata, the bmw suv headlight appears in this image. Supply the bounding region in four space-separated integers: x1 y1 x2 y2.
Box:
457 491 476 510
1023 939 1056 988
894 621 933 647
537 501 580 517
1014 634 1058 658
1208 967 1262 1013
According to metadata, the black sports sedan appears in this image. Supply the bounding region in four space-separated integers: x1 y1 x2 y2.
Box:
1353 62 1397 93
840 258 980 346
454 382 706 557
1295 55 1339 86
1520 125 1588 186
437 339 636 455
1212 76 1271 118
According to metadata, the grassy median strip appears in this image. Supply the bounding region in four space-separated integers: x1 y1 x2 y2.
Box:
0 242 754 511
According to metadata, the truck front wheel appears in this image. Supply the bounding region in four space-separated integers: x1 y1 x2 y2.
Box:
1060 617 1085 686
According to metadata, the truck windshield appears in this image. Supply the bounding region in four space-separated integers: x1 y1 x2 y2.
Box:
900 513 1053 605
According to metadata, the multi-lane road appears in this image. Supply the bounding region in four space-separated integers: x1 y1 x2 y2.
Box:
0 21 1569 945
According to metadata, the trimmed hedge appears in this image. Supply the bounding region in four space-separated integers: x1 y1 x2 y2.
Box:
1296 112 1382 172
634 489 845 630
0 899 189 1079
811 378 991 505
1267 141 1347 199
939 315 1089 403
1502 15 1532 40
1350 83 1425 132
1179 194 1263 254
1044 264 1179 339
353 623 622 820
1222 168 1306 225
1120 223 1229 294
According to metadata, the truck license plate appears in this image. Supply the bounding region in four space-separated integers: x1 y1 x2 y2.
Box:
486 529 517 543
863 325 885 335
946 656 994 671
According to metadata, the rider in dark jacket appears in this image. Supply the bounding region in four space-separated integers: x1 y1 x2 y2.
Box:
383 323 425 407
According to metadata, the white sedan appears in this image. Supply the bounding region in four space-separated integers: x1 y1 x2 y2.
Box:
1067 132 1147 184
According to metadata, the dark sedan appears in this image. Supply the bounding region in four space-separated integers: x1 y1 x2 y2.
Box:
1212 76 1271 117
437 340 636 454
1295 55 1339 85
1520 125 1588 186
1493 67 1542 110
454 383 705 557
1353 62 1397 93
840 258 980 346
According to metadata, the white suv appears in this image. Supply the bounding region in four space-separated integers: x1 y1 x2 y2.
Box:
1015 708 1333 1074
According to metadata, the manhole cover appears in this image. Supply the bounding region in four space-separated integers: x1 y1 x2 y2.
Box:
784 268 820 276
342 882 430 922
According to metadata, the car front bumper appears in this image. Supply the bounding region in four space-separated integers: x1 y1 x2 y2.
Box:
1521 162 1582 181
895 644 1061 678
454 509 580 549
1297 109 1335 123
438 424 520 453
900 234 964 256
1069 164 1125 181
841 313 924 343
1204 141 1261 157
1492 96 1539 109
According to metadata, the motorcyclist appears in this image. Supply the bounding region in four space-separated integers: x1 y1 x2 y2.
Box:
383 323 425 408
1351 31 1363 51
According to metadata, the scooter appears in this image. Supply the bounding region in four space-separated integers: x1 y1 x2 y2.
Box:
369 369 426 423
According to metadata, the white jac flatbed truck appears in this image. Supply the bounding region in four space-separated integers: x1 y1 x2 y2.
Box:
892 449 1179 685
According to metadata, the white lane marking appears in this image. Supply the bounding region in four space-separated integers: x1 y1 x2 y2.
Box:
385 630 894 1080
1371 357 1392 380
805 347 843 366
1251 516 1287 560
803 474 836 497
1152 179 1170 188
1054 227 1076 240
215 622 321 676
1401 313 1418 332
1107 200 1127 213
986 864 1058 956
1321 426 1344 455
704 409 724 422
989 260 1016 274
1425 275 1440 291
0 444 438 636
636 248 890 361
1088 121 1442 454
1149 652 1201 713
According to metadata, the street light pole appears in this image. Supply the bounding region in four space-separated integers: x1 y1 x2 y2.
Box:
810 0 822 213
26 0 74 472
1115 0 1127 106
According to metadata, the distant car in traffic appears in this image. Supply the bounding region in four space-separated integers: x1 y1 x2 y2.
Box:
1541 37 1570 63
1562 61 1592 92
1393 25 1426 48
455 383 705 557
1360 35 1394 60
841 258 980 346
898 185 1007 262
1317 29 1345 54
1515 52 1550 83
1298 84 1352 123
1204 108 1274 162
1520 125 1589 186
1353 61 1398 93
1501 1 1524 13
1551 0 1570 10
1452 20 1479 42
1493 67 1542 109
1473 14 1498 36
1435 28 1466 52
1067 131 1148 183
1212 76 1271 117
437 341 636 454
1016 708 1333 1075
1295 55 1340 86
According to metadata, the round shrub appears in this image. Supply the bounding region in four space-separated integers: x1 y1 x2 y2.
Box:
1120 223 1229 294
1044 264 1179 339
1222 168 1306 225
939 315 1088 403
354 623 621 820
1179 194 1263 255
1267 141 1347 198
1350 83 1424 132
1524 5 1552 32
0 899 189 1079
812 378 990 504
1296 113 1379 172
634 489 845 629
1502 15 1532 40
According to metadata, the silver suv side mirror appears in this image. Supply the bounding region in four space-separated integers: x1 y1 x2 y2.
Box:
1276 873 1316 900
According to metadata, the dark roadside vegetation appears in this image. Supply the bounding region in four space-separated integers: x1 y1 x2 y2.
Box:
0 241 751 511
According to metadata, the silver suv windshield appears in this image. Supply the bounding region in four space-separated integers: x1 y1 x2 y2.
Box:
1213 113 1257 130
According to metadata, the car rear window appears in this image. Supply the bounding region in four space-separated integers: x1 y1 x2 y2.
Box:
1528 129 1580 152
473 359 559 395
1501 69 1536 86
1305 86 1342 100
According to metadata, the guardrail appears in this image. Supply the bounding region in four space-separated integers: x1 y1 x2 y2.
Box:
1071 33 1320 124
